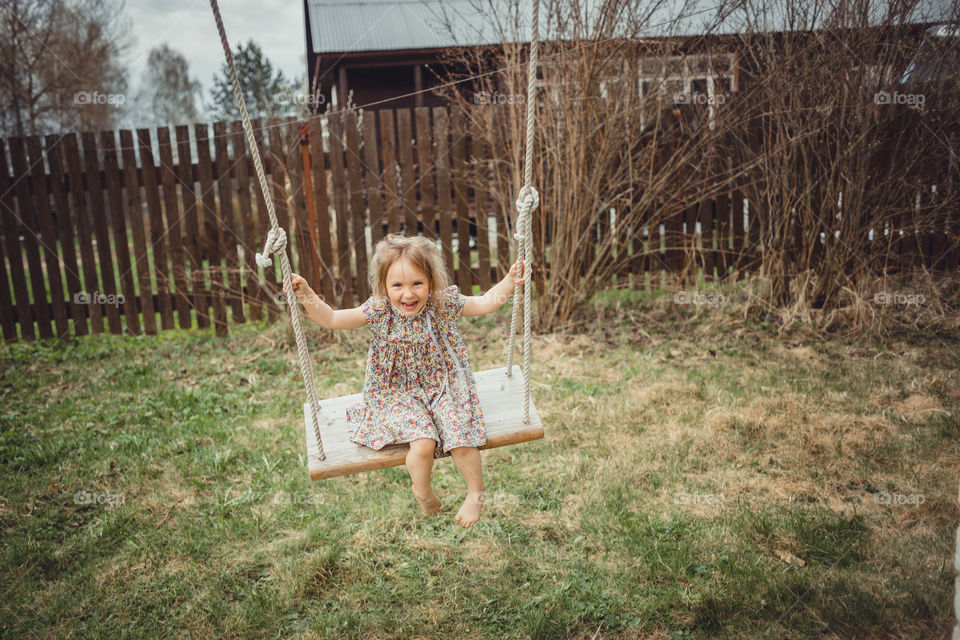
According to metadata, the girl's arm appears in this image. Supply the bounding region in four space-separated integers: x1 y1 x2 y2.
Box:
285 274 366 330
462 260 529 317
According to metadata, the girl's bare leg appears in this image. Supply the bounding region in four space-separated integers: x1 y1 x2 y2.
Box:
450 446 485 527
406 439 441 515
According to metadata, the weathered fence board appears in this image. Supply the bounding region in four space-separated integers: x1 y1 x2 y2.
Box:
379 110 400 237
308 117 335 304
362 110 386 248
213 121 245 325
45 135 85 337
137 128 175 331
343 111 370 301
9 137 51 338
451 108 473 290
473 116 492 291
0 140 27 341
101 131 139 334
288 120 313 307
120 129 157 334
26 137 69 338
175 125 203 329
327 113 354 308
415 107 438 242
433 107 456 278
231 121 263 324
66 134 106 334
157 127 191 329
396 109 419 236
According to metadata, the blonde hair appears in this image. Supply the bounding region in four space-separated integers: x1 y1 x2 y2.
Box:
369 234 451 309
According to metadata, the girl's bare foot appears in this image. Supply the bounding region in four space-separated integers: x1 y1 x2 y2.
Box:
411 484 442 515
454 490 485 527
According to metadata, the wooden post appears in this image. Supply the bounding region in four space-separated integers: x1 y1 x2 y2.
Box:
298 121 322 294
414 65 424 108
287 120 311 282
338 66 348 108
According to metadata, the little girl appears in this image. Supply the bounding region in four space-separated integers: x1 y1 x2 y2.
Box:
285 234 527 528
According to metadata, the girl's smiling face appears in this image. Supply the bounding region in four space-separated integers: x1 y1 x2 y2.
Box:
385 257 430 316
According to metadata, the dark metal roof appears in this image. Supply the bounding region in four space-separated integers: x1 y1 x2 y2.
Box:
306 0 956 56
307 0 527 55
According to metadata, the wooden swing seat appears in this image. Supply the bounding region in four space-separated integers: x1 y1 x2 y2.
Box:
305 366 543 480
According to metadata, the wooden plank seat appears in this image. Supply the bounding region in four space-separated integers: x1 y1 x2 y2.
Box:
305 365 543 480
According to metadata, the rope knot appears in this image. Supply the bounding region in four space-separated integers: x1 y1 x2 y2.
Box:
255 227 287 268
515 186 539 216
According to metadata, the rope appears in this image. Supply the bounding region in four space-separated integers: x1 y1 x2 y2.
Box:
505 0 540 425
209 0 327 461
255 228 287 268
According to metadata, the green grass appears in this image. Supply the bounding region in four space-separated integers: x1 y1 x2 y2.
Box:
13 229 719 341
0 297 956 638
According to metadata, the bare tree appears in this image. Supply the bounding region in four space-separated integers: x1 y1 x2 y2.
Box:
0 0 132 137
440 0 750 330
133 43 202 127
725 0 960 322
438 0 959 330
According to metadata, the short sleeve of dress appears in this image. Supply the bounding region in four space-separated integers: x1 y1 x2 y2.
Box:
437 285 466 321
360 295 389 336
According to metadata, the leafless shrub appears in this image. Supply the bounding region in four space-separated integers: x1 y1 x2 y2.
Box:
434 0 959 331
726 0 960 322
439 0 752 330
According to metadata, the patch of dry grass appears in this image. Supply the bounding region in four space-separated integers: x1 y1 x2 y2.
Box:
3 274 958 638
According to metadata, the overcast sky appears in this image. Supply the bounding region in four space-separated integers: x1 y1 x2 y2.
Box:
123 0 308 107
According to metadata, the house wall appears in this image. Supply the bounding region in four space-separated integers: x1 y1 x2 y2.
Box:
309 51 463 110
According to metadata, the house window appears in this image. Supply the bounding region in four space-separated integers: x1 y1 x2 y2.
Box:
598 59 631 102
637 53 737 130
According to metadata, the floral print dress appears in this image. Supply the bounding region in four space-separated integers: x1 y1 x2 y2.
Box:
345 285 487 458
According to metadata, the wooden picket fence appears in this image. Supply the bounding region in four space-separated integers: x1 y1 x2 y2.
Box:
0 103 957 342
0 107 519 342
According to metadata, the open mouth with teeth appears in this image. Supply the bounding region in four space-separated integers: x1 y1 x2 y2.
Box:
400 300 420 312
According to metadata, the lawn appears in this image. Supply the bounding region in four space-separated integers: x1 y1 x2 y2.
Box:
0 288 956 638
